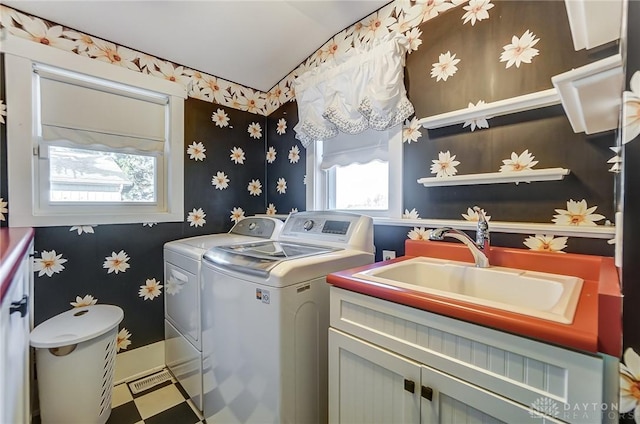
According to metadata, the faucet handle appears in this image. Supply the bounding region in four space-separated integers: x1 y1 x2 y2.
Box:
472 206 490 249
473 206 487 226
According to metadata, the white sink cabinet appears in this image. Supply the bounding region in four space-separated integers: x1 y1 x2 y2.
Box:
329 287 617 424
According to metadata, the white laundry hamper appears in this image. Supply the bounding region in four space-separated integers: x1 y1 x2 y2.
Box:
30 305 124 424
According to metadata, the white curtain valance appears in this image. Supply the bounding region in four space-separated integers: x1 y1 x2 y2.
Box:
294 33 414 148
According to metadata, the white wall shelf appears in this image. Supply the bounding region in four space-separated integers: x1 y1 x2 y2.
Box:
552 53 624 135
372 217 615 240
416 89 560 130
564 0 623 51
417 168 570 187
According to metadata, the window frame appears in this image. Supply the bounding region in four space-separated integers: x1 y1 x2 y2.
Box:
3 34 186 227
305 124 403 218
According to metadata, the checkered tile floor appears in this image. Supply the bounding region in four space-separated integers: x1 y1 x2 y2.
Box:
107 371 204 424
31 369 203 424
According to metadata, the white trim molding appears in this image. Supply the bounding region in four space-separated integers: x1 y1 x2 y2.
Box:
373 217 616 240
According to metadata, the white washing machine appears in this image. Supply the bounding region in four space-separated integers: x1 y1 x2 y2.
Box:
201 211 375 423
163 217 283 411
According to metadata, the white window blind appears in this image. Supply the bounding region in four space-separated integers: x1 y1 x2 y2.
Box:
36 64 168 155
320 129 389 170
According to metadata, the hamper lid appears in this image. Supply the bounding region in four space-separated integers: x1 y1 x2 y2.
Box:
30 305 124 348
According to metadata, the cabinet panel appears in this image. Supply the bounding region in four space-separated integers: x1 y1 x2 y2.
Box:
0 242 32 424
331 287 604 422
329 328 420 424
420 365 565 424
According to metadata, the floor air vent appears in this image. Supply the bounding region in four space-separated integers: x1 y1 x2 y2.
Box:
129 369 172 394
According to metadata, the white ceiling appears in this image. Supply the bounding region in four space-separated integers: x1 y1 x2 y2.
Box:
4 0 390 92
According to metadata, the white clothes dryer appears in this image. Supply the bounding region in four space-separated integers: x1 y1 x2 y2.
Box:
163 217 283 411
201 211 375 423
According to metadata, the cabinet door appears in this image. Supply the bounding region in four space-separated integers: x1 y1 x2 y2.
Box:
329 328 421 424
0 253 31 424
420 365 565 424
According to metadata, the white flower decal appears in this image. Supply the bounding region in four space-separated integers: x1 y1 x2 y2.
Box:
187 141 206 161
276 118 287 135
462 101 489 131
359 5 395 43
150 61 190 87
462 0 494 26
103 250 130 274
230 147 246 164
403 117 423 143
0 100 6 124
499 150 539 172
212 171 229 190
407 227 429 240
69 225 96 235
70 295 97 308
212 108 230 128
430 51 460 82
462 207 492 221
623 71 640 144
143 222 157 227
266 147 277 163
430 151 460 177
406 27 423 53
230 207 245 223
8 15 76 51
288 145 300 163
248 179 263 196
523 235 568 253
34 250 68 277
139 278 163 300
266 203 277 215
405 0 455 25
552 199 605 226
248 122 262 139
276 177 287 194
0 198 7 221
187 208 206 227
290 208 299 214
88 40 140 71
202 78 231 106
165 276 183 296
403 208 420 219
500 30 540 69
116 328 131 352
620 347 640 422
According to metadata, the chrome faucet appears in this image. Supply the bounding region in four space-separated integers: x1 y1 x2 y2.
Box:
428 206 490 268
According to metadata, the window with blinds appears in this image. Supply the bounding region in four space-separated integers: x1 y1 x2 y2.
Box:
35 64 168 205
4 40 185 227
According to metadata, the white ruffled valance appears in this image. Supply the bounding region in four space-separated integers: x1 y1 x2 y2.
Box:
293 33 415 148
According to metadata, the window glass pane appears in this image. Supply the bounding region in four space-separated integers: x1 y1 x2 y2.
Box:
334 161 388 210
49 146 156 203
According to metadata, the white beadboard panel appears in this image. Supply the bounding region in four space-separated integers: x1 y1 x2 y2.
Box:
439 394 506 424
331 287 603 423
421 365 566 424
328 329 421 424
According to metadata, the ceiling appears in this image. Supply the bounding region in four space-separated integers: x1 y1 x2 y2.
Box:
4 0 390 92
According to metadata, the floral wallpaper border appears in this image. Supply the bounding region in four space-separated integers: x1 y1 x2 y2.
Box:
0 1 481 117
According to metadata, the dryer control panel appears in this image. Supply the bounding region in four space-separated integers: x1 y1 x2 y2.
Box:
278 211 374 253
230 217 283 237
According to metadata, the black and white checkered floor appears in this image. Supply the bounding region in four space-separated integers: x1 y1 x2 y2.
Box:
106 370 204 424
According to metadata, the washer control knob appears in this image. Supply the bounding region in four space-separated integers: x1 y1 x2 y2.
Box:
303 220 314 231
248 222 257 231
